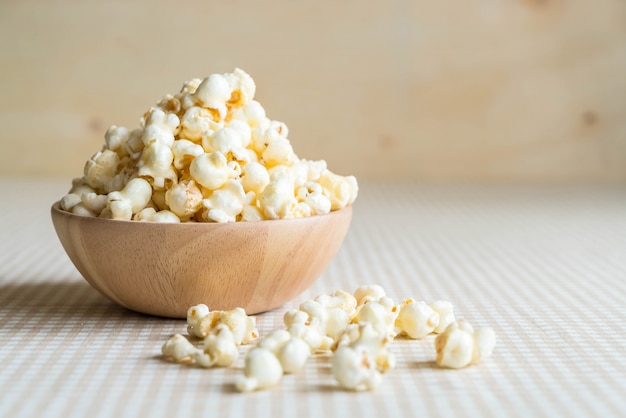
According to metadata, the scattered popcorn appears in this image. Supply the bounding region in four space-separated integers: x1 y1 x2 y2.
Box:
435 320 496 369
186 304 258 345
335 323 395 373
354 284 386 306
331 345 382 391
355 297 398 338
394 298 439 339
60 68 357 222
159 286 496 393
162 334 197 363
194 324 239 368
236 347 284 392
429 300 456 334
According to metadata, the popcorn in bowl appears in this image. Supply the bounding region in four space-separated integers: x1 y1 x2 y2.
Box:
60 68 357 222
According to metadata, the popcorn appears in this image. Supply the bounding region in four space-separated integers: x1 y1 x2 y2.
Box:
241 162 269 195
165 179 203 220
138 141 177 189
141 108 180 148
104 125 130 155
194 324 239 368
180 106 219 142
236 348 283 392
435 320 496 369
232 100 266 127
354 284 386 306
162 334 197 363
186 304 258 345
190 73 232 110
430 300 456 334
60 68 357 222
276 337 310 374
225 67 256 107
335 323 395 373
201 179 246 223
171 139 204 170
259 172 297 220
394 299 439 339
106 178 153 221
189 152 231 191
83 149 120 193
159 286 495 394
355 297 398 338
331 346 382 391
133 207 180 223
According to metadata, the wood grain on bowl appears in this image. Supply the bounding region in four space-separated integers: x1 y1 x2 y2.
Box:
51 203 352 318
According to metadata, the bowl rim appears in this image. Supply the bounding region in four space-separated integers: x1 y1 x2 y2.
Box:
51 201 352 227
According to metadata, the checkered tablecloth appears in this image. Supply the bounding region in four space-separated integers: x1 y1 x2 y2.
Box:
1 179 625 418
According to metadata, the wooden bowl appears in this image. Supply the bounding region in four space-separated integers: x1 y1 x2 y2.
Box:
50 202 352 318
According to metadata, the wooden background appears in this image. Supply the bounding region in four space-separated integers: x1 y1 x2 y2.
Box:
1 0 625 183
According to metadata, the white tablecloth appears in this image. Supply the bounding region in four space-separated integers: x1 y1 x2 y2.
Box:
1 179 625 418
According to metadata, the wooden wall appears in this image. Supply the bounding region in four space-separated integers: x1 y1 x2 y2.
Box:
1 0 625 182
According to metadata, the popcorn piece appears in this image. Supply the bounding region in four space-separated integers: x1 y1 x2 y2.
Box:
435 320 496 369
226 119 252 148
430 300 455 334
232 100 266 127
240 191 265 222
254 329 310 374
287 322 324 353
189 152 231 191
206 127 246 157
162 334 197 363
241 162 269 195
81 192 108 215
315 289 357 317
259 172 297 220
165 179 203 220
331 345 382 391
194 324 239 368
192 74 231 107
180 106 220 142
142 108 180 147
202 179 246 223
296 182 331 216
236 348 283 392
262 135 296 168
217 307 259 345
106 178 153 220
258 329 292 354
318 170 358 211
354 284 386 306
335 323 395 373
355 297 398 338
395 299 439 339
186 305 258 345
83 149 120 193
172 139 204 170
225 68 256 108
133 207 181 223
138 141 177 189
104 125 130 156
325 308 350 343
276 337 310 374
186 303 217 338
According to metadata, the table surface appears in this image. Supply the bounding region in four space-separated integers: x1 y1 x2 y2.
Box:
1 179 625 418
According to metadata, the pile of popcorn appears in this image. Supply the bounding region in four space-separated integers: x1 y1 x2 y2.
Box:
60 68 358 222
161 285 496 392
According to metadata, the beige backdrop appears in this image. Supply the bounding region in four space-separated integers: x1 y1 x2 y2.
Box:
1 0 625 182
